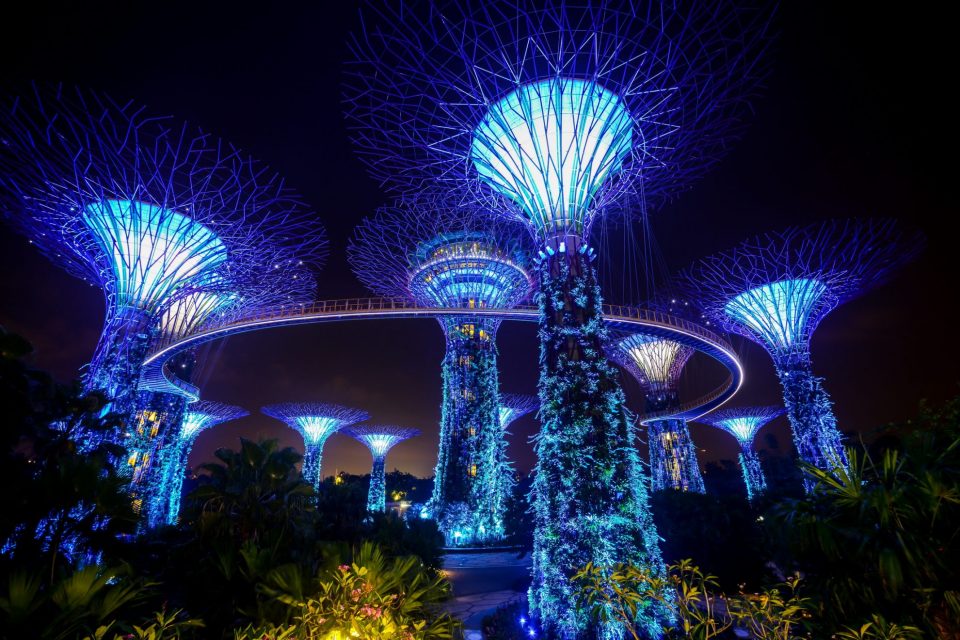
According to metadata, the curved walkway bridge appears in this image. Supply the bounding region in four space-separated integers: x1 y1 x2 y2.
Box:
141 297 742 422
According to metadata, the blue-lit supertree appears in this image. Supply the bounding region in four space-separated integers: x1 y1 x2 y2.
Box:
342 425 420 513
146 401 249 527
348 201 533 546
0 85 326 464
607 334 705 494
698 406 783 502
261 403 370 491
678 219 924 491
344 2 770 635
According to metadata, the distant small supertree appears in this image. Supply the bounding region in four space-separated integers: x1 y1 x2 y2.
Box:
678 219 924 491
145 401 248 527
498 393 538 430
342 425 420 513
345 1 772 632
699 406 784 501
608 333 705 494
0 85 326 464
262 403 370 491
349 200 533 545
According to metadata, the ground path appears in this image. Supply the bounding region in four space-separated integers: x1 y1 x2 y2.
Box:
441 551 532 637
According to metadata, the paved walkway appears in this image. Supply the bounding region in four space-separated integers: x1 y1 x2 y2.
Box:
441 551 532 636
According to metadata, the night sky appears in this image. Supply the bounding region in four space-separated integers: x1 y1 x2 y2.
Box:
1 2 956 479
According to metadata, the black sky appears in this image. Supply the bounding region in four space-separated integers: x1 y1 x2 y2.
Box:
1 2 957 478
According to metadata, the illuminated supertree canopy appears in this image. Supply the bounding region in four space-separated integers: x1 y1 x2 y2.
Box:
607 333 704 494
349 200 533 546
345 3 770 633
342 425 420 513
144 401 248 528
699 406 784 501
678 218 924 489
0 84 327 462
498 393 538 430
261 403 370 491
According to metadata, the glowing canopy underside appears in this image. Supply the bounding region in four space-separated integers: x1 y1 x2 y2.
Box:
715 417 766 445
294 416 346 445
409 235 530 309
701 406 784 446
346 426 420 457
498 406 517 429
83 199 228 313
471 77 633 239
724 278 828 351
618 334 693 388
160 290 233 339
180 402 248 440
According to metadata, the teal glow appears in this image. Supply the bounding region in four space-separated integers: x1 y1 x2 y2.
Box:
471 77 633 239
715 417 767 446
82 199 227 312
180 410 223 440
356 433 405 458
498 406 515 428
294 416 342 444
725 278 828 350
159 290 232 339
409 234 530 309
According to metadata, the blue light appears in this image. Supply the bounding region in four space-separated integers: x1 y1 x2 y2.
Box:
159 290 233 339
344 426 419 513
82 199 228 313
617 334 693 390
294 416 342 445
724 278 827 351
471 77 633 240
701 407 783 502
715 416 769 446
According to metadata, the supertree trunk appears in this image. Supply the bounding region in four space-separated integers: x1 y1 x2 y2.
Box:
430 317 506 545
368 454 387 513
301 444 325 492
530 246 668 639
775 353 847 491
81 307 154 458
647 417 705 494
738 448 767 502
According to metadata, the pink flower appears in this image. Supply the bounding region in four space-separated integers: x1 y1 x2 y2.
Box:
339 564 351 572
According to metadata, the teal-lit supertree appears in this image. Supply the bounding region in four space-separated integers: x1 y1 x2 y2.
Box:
607 334 705 494
678 219 924 491
343 425 420 513
0 85 326 471
348 201 533 546
146 401 248 527
261 403 370 491
344 1 771 634
698 406 783 501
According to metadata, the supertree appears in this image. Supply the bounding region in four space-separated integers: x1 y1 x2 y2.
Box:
498 393 538 431
607 333 705 494
0 84 326 463
344 2 771 634
136 263 317 527
698 406 783 501
342 425 420 513
144 401 249 526
261 403 370 491
348 201 533 546
678 219 924 491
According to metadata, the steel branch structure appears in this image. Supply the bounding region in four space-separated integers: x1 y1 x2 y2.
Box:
262 403 370 491
679 219 924 491
345 3 770 632
342 425 420 513
145 401 249 527
498 393 538 430
699 406 783 501
0 85 327 469
607 333 704 494
349 201 533 546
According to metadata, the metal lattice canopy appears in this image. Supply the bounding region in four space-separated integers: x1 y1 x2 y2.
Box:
180 401 249 440
498 393 539 428
342 425 421 457
677 218 925 359
348 197 535 309
608 333 694 392
262 403 370 445
0 84 327 322
698 405 784 446
344 0 773 242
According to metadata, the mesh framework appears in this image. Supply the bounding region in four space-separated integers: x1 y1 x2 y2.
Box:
349 200 533 546
261 403 370 491
143 401 248 528
0 84 327 459
607 331 704 494
699 406 784 501
678 219 924 488
345 0 772 244
498 393 538 429
342 425 420 513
